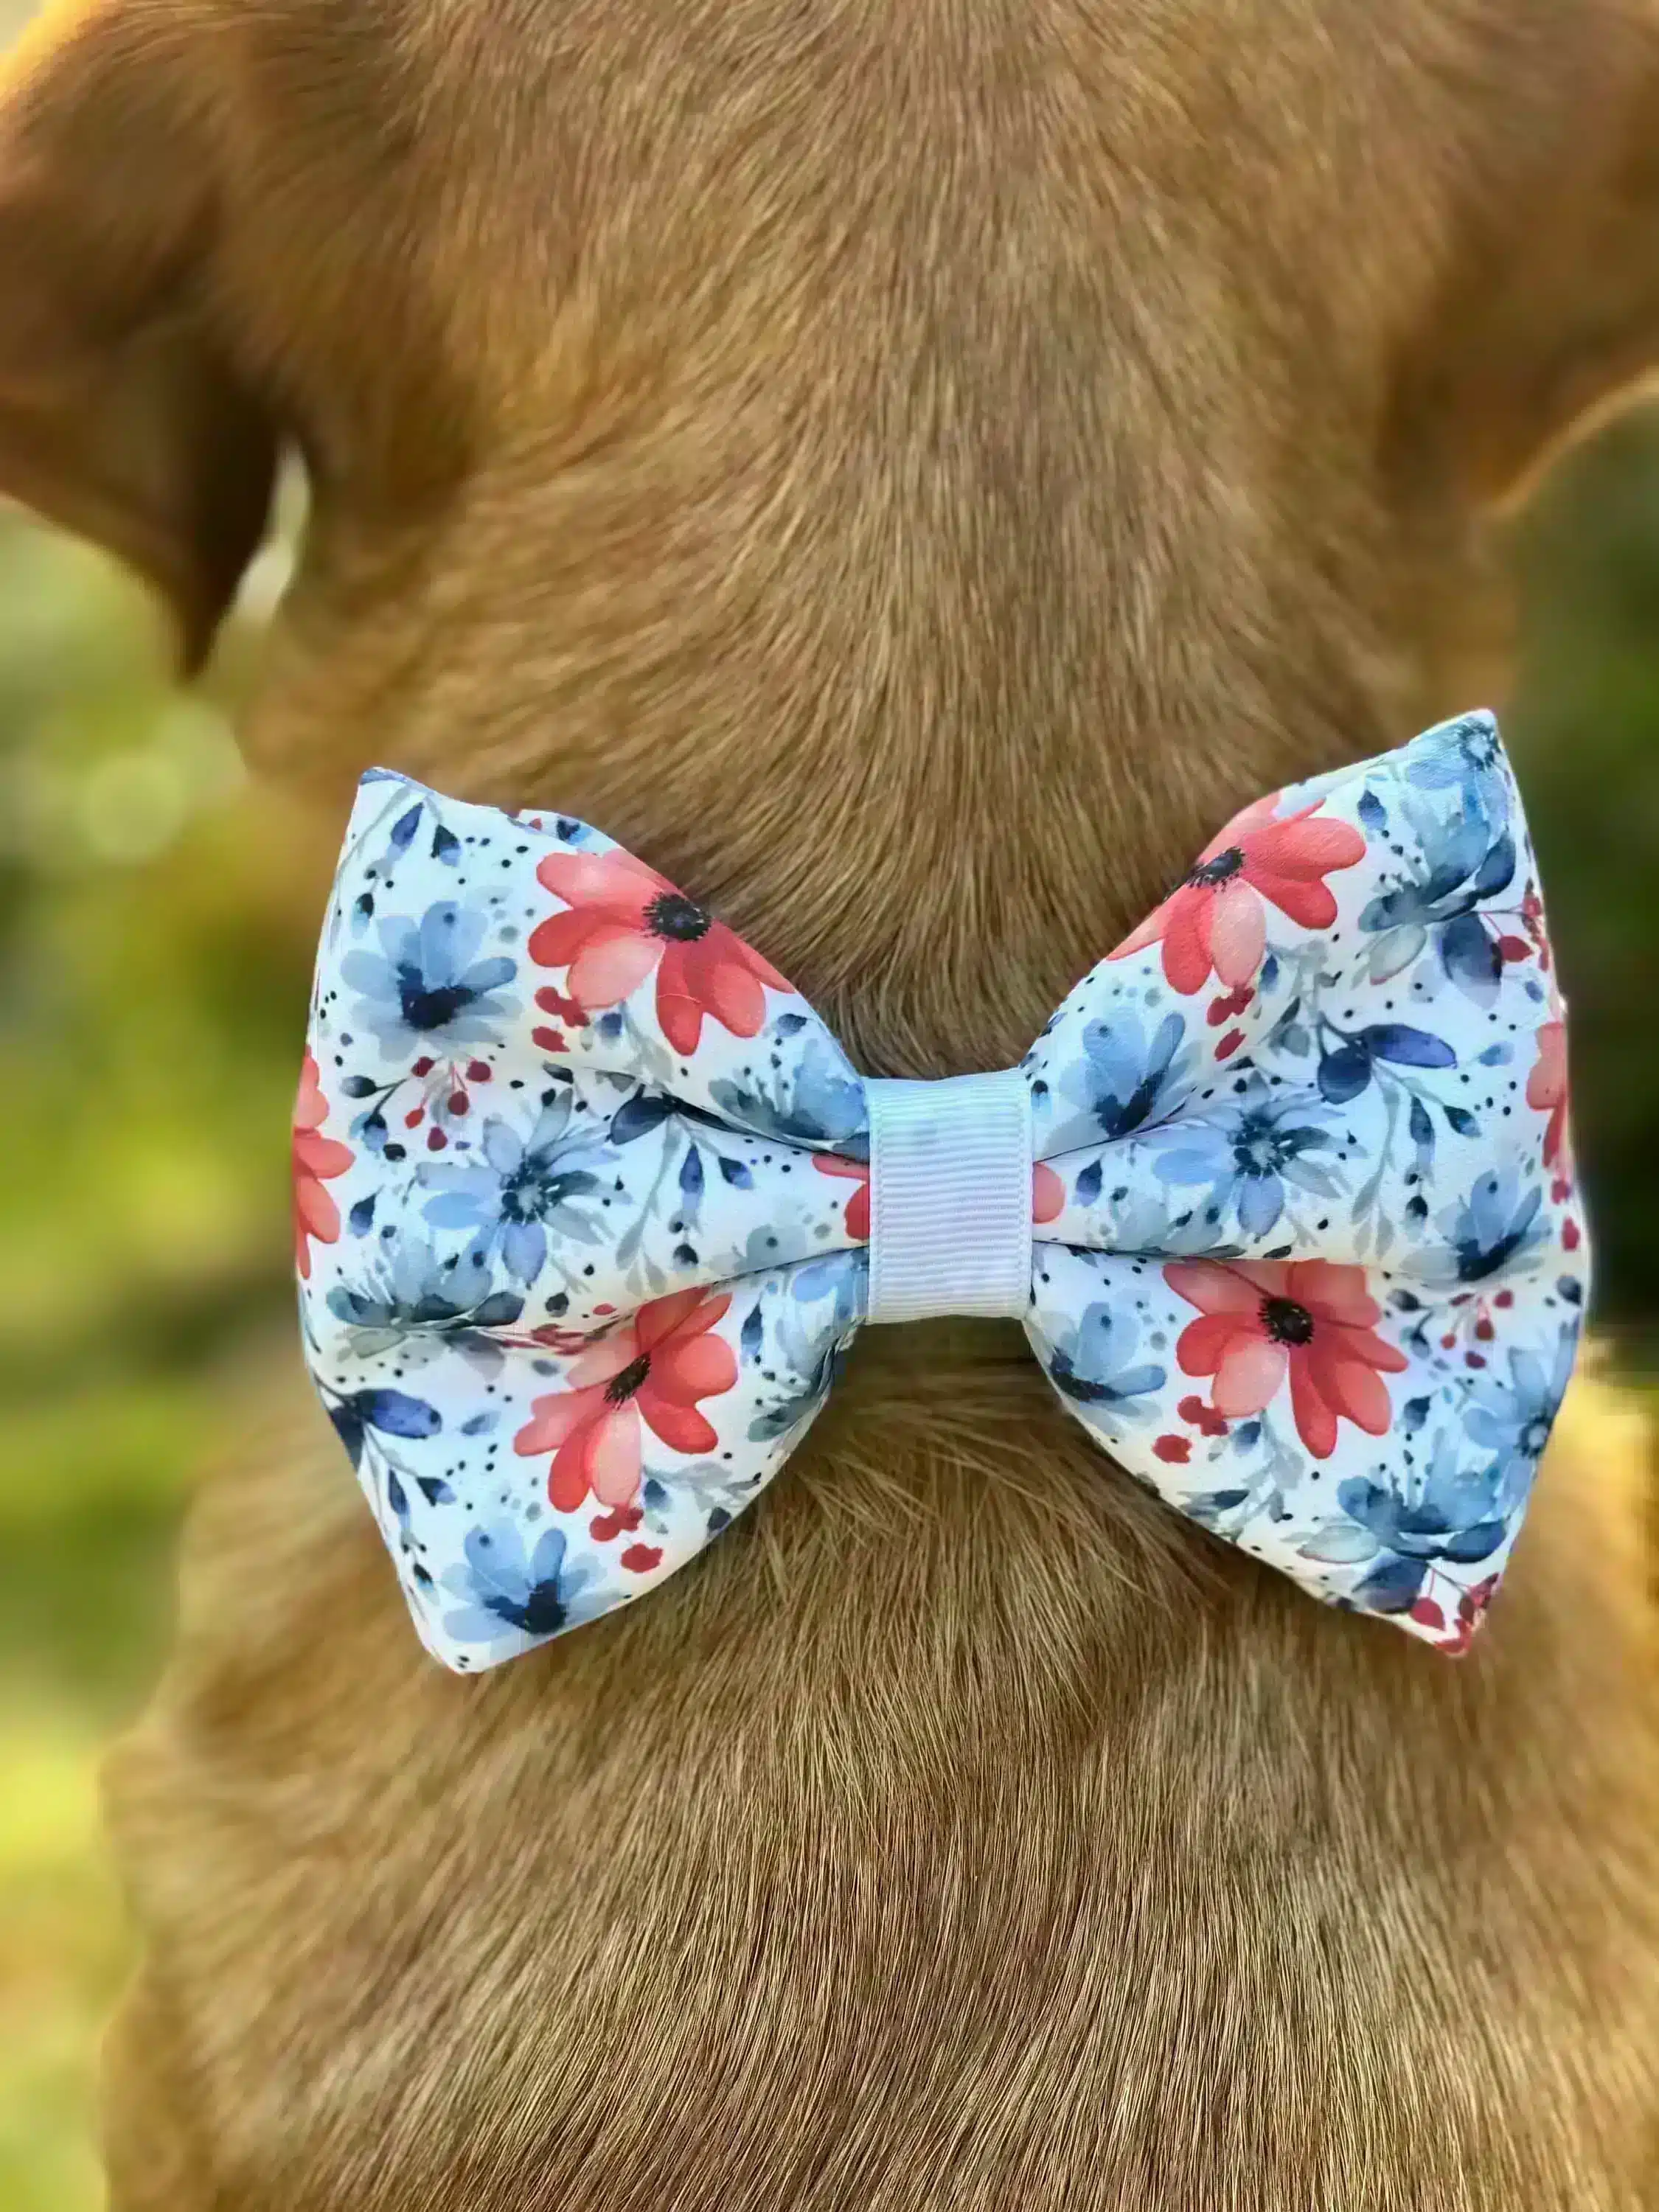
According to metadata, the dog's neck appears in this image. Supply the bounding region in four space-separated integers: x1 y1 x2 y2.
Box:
259 412 1464 1082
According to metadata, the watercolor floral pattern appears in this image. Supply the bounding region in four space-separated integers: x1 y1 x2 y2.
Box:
1109 793 1366 992
293 1053 354 1279
300 711 1585 1669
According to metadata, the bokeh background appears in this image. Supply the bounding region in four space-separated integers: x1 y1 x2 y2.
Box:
1 6 1658 2204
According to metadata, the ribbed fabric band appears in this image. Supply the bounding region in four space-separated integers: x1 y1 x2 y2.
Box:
864 1069 1033 1324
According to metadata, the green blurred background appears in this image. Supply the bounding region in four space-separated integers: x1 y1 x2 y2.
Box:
1 3 1658 2200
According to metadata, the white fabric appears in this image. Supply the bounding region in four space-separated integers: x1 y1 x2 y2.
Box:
865 1071 1032 1324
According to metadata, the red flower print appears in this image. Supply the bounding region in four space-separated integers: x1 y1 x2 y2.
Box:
1413 1573 1498 1656
530 848 791 1057
1165 1258 1408 1459
292 1053 353 1279
514 1290 738 1513
1207 986 1253 1028
1178 1393 1229 1438
589 1503 644 1544
1111 797 1366 995
1032 1161 1065 1224
1035 1159 1071 1230
813 1152 871 1241
1153 1434 1191 1464
1526 1020 1571 1178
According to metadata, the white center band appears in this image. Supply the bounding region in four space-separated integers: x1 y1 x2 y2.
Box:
863 1068 1033 1325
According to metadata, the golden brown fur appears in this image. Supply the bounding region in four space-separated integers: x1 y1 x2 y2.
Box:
2 1 1658 2203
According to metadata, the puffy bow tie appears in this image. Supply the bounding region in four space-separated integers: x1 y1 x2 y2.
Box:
297 712 1586 1670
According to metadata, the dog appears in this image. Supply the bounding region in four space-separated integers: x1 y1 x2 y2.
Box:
3 1 1658 2205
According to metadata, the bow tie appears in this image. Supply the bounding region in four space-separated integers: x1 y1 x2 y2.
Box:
297 711 1586 1671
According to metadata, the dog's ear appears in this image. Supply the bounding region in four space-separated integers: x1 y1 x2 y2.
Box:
0 0 276 672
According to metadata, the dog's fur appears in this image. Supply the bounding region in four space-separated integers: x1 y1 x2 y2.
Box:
3 1 1659 2204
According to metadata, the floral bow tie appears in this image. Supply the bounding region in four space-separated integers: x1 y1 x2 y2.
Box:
296 712 1586 1670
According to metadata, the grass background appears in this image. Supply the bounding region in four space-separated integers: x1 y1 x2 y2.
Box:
1 1 1657 2195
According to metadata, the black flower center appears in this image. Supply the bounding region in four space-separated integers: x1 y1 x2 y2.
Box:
605 1353 652 1405
397 969 476 1033
1234 1112 1290 1176
504 1582 567 1637
646 891 712 944
1184 845 1245 890
1261 1295 1315 1346
1520 1416 1551 1458
501 1165 573 1224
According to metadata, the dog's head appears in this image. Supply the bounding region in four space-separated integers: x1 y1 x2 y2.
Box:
3 0 1659 1071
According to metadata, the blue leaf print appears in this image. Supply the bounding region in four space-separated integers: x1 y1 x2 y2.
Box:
352 1108 389 1154
1470 833 1516 900
1075 1160 1103 1206
740 1306 765 1362
1439 1520 1506 1564
1317 1043 1371 1104
680 1146 705 1199
1408 1094 1434 1154
610 1091 675 1144
348 1196 376 1237
1444 1104 1479 1137
1357 788 1387 835
776 1013 809 1035
1440 912 1501 1004
1352 1554 1427 1613
718 1155 754 1189
431 824 462 866
416 1475 455 1506
340 1074 380 1099
327 1399 366 1468
389 803 422 852
1362 1023 1455 1069
360 1389 442 1439
386 1469 409 1520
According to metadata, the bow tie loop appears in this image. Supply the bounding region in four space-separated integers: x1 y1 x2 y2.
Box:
298 712 1587 1671
863 1071 1034 1323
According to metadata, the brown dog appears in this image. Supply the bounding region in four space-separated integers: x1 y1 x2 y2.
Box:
3 1 1659 2205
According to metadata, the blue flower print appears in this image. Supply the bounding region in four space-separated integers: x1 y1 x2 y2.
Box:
1151 1082 1338 1238
1403 711 1512 831
440 1522 609 1647
1464 1321 1578 1507
1336 1432 1509 1613
709 1034 866 1150
325 1238 524 1366
340 901 518 1055
1357 799 1514 1004
1436 1169 1545 1285
1043 1302 1166 1430
419 1094 605 1282
1046 1009 1192 1152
